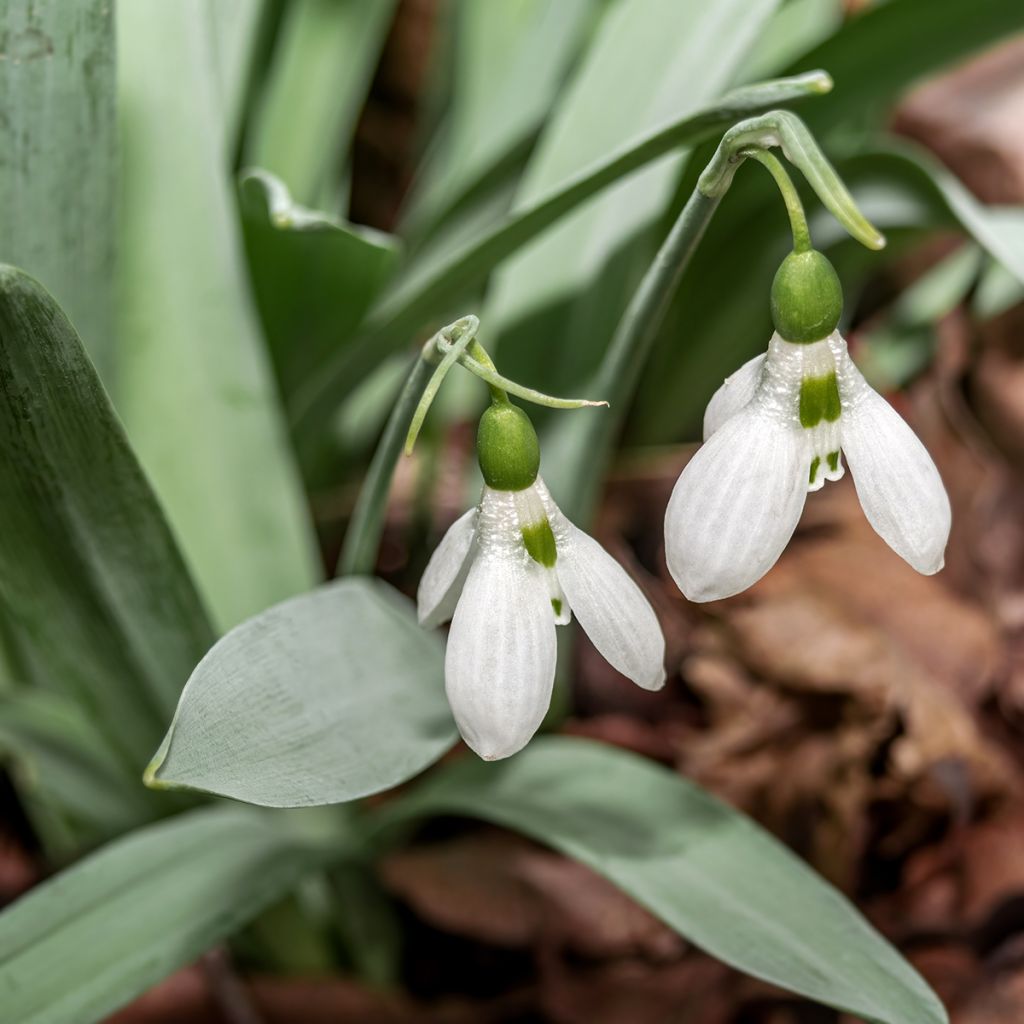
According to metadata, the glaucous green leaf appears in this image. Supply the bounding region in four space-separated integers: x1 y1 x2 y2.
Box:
0 691 157 855
0 806 338 1024
485 0 781 399
0 266 214 774
118 0 318 631
239 169 400 397
207 0 270 146
0 0 116 382
384 737 947 1024
402 0 597 239
245 0 398 209
147 578 455 806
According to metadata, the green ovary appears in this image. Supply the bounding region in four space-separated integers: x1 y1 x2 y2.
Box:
522 519 557 567
799 372 841 428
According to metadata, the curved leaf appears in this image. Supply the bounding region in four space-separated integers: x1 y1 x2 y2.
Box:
0 806 338 1024
118 0 318 630
0 266 213 774
0 0 116 381
383 737 947 1024
147 579 456 807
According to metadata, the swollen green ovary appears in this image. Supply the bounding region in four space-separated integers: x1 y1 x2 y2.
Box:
797 342 844 492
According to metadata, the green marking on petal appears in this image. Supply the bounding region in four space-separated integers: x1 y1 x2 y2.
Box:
824 374 841 422
551 597 563 617
799 372 841 428
809 455 821 485
522 519 557 568
827 450 840 472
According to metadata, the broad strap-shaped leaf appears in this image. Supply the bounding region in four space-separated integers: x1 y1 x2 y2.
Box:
239 169 399 398
383 737 947 1024
0 0 116 381
245 0 398 209
0 691 157 855
0 806 339 1024
147 578 456 807
117 0 319 631
0 266 214 773
401 0 596 238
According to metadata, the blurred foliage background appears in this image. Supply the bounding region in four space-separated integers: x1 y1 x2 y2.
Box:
1 0 1024 1022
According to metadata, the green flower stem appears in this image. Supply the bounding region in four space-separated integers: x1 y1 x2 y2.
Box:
342 319 608 576
338 348 435 576
743 148 811 253
289 72 833 450
548 188 720 525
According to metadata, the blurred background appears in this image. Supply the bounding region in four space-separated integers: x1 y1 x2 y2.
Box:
3 0 1024 1021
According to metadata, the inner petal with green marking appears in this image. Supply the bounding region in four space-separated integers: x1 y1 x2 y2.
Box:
795 340 845 493
513 485 570 624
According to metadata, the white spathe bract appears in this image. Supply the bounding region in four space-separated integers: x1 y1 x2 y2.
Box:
419 478 666 760
666 330 951 602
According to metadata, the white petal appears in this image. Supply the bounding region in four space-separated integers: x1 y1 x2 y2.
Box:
554 523 665 690
703 354 766 440
665 402 808 601
417 508 477 628
837 359 951 574
444 551 556 760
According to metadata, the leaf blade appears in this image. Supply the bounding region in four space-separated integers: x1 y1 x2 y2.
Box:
385 736 947 1024
148 578 456 807
0 806 335 1024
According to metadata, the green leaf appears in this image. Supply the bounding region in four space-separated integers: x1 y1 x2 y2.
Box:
207 0 270 145
402 0 597 238
384 737 947 1024
117 0 319 630
245 0 398 209
147 578 456 807
0 0 116 382
239 169 400 397
289 71 832 443
0 266 213 774
0 806 338 1024
485 0 782 400
0 691 156 854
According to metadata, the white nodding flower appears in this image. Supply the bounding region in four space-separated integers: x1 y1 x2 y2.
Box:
665 249 951 603
418 404 665 761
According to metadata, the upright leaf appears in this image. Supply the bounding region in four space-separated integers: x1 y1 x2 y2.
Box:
245 0 398 209
0 806 340 1024
0 0 116 381
147 579 456 807
385 737 948 1024
118 0 318 630
403 0 597 237
0 266 213 773
239 170 399 397
486 0 780 398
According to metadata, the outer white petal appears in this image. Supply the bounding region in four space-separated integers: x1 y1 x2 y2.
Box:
837 357 951 574
665 402 808 602
553 522 666 691
703 354 766 440
417 508 477 628
444 551 556 760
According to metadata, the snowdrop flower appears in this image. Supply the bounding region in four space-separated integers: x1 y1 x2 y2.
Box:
666 248 951 602
419 401 665 760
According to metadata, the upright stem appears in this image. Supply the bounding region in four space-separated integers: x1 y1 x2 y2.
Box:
338 349 434 576
742 148 811 253
550 188 721 525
